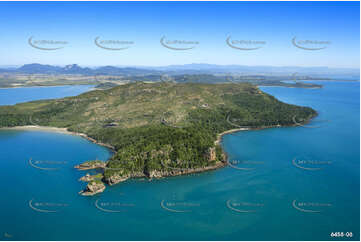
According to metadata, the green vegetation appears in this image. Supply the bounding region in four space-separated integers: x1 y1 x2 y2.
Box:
80 160 103 166
94 82 119 90
93 173 103 180
126 74 323 88
74 160 106 170
0 72 324 89
0 82 316 181
92 179 104 185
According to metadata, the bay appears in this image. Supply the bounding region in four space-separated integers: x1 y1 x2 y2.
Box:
0 82 359 240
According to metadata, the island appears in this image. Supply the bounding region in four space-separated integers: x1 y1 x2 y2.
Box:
0 82 317 195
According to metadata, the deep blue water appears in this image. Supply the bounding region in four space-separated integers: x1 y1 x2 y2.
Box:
0 82 359 241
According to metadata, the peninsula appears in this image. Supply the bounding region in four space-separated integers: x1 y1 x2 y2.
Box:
0 82 317 195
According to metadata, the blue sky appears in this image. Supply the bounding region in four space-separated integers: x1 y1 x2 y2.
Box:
0 1 359 68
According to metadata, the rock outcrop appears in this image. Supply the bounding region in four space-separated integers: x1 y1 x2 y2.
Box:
104 171 145 185
79 181 106 196
105 174 130 185
79 173 103 182
76 145 227 195
205 147 216 162
74 160 107 170
148 161 226 178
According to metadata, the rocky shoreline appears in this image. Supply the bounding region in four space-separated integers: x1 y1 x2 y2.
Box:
79 181 106 196
13 125 284 196
74 160 107 170
104 161 227 186
75 158 228 195
73 132 115 151
5 119 316 196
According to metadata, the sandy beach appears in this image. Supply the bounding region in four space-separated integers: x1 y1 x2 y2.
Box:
1 125 71 133
2 125 250 152
214 127 250 145
0 125 115 151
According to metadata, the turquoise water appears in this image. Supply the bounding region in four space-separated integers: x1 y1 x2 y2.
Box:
0 82 359 240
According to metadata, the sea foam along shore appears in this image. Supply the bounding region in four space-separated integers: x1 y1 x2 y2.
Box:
0 125 115 151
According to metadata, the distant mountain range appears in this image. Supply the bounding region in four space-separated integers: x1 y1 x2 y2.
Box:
0 64 160 76
149 64 360 75
0 63 359 78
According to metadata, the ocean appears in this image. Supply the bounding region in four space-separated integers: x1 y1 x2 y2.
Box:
0 82 359 240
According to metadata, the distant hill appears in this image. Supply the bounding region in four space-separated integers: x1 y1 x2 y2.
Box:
1 63 161 76
0 63 358 77
17 63 63 74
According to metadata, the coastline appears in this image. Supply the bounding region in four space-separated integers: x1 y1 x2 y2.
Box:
214 127 250 146
1 119 314 196
2 120 312 162
1 125 252 159
0 84 96 90
101 127 255 187
0 125 115 151
214 122 306 161
1 125 242 175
